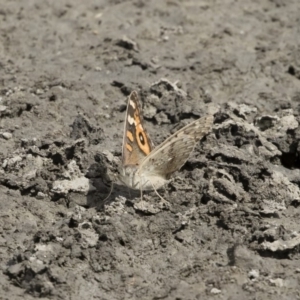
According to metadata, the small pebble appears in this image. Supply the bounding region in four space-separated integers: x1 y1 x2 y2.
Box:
36 192 46 200
2 132 12 140
36 89 44 95
248 269 259 280
2 159 8 168
10 156 22 165
0 105 7 112
210 288 221 294
269 278 284 287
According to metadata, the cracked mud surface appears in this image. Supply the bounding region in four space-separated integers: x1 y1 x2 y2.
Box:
1 1 300 299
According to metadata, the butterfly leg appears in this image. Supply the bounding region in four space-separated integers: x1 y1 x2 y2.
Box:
127 187 132 199
103 181 114 203
149 180 170 209
102 173 117 205
140 185 143 201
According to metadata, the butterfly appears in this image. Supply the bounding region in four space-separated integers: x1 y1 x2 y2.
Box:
118 91 214 193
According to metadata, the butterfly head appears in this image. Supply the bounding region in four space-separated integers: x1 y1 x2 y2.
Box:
118 164 139 189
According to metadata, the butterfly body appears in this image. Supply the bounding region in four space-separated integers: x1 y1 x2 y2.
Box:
119 91 213 191
119 164 169 190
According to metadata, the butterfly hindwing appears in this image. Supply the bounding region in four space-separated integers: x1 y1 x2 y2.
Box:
138 115 214 177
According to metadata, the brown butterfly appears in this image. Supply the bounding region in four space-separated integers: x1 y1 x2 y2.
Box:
118 91 214 192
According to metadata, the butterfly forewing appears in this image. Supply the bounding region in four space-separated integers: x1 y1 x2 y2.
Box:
138 115 214 176
122 91 154 166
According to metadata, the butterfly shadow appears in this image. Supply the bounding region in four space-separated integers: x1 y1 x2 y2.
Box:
84 162 141 211
84 160 170 211
87 178 172 212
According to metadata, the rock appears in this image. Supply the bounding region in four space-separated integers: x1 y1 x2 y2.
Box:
0 105 7 112
134 200 165 214
260 235 300 252
269 278 284 287
36 192 46 200
210 288 221 294
1 132 12 140
52 176 94 195
78 221 99 248
248 269 259 280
